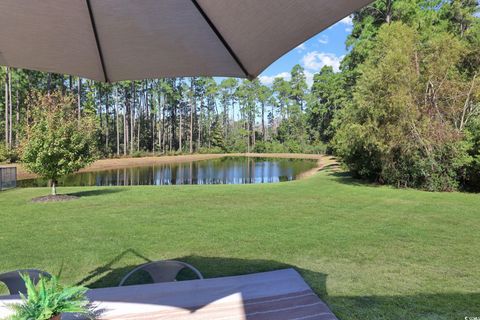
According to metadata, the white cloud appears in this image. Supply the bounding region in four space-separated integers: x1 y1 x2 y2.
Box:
295 43 307 51
339 15 353 26
318 35 329 44
301 51 344 73
305 71 315 87
259 72 291 86
328 15 354 31
340 15 353 32
259 50 344 87
259 71 314 87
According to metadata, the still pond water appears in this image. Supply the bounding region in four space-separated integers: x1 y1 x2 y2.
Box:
18 157 318 187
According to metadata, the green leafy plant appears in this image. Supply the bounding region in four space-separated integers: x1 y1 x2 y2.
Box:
21 91 98 196
7 273 91 320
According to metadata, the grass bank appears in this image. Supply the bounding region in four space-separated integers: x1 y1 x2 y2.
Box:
0 169 478 319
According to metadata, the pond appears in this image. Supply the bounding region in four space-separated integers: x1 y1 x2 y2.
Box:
18 157 318 187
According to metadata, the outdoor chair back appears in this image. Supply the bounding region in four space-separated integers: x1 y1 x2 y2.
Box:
0 269 51 295
119 260 203 286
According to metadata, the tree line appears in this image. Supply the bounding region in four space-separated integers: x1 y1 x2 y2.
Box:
1 0 479 192
1 63 323 160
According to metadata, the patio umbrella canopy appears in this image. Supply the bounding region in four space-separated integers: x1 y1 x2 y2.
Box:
0 0 372 82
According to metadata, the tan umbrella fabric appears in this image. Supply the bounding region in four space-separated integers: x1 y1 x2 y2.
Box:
0 0 372 82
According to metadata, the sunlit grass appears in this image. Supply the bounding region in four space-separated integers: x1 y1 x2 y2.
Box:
0 170 478 319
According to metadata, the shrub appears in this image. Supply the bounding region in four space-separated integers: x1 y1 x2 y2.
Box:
0 145 20 163
253 140 327 154
224 137 248 153
462 119 480 191
131 150 146 158
0 144 8 163
302 142 327 155
8 273 91 320
253 141 286 153
197 146 225 154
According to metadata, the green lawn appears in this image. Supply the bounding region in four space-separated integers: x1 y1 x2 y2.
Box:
0 170 479 319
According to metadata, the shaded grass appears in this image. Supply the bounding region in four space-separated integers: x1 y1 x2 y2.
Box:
0 171 479 319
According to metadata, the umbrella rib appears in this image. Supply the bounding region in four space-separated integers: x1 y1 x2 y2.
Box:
86 0 109 82
190 0 253 80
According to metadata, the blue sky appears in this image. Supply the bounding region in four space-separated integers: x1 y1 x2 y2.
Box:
257 16 353 87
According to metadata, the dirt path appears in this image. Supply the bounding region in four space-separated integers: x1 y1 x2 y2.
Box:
6 153 335 181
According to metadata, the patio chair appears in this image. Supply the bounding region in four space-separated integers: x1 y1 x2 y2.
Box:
119 260 203 286
0 269 51 295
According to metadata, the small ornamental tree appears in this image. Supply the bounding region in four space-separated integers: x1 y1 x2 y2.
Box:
21 91 98 196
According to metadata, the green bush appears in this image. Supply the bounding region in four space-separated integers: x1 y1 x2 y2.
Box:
460 120 480 191
224 138 248 153
333 121 391 181
380 143 469 191
302 142 327 155
253 141 287 153
165 150 184 156
283 140 303 153
253 140 326 154
198 146 225 154
0 144 7 163
0 145 20 163
7 149 20 163
8 273 91 320
131 150 146 158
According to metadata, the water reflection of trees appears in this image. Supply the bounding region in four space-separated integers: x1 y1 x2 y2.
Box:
18 158 317 187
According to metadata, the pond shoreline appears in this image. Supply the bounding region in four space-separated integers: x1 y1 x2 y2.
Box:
8 153 331 181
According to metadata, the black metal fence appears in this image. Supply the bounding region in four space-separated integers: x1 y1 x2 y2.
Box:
0 167 16 190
